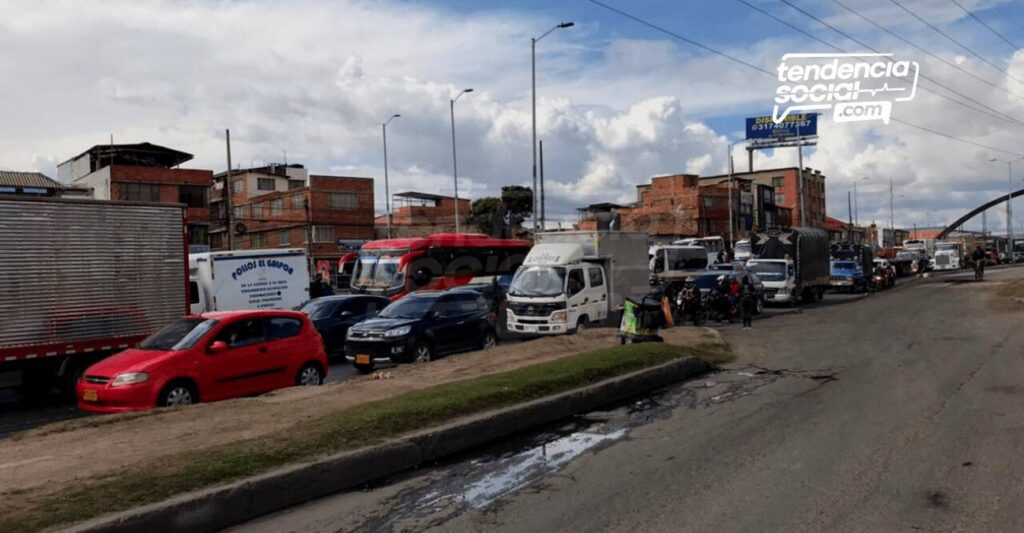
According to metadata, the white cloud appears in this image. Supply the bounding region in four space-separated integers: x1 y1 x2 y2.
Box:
0 0 1022 232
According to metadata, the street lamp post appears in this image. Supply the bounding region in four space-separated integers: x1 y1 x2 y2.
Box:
382 114 401 239
532 21 574 234
854 176 869 227
727 141 736 246
450 88 473 234
989 156 1023 259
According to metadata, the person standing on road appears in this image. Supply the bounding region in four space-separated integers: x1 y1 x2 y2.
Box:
739 277 754 329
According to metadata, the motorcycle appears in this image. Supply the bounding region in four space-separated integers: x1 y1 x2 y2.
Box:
673 287 704 326
703 290 738 323
869 270 888 292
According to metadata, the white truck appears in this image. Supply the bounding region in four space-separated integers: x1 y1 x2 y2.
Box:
506 231 650 335
931 241 962 271
189 249 311 314
649 244 708 280
733 239 752 262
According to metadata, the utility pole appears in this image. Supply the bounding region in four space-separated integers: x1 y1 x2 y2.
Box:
532 21 574 235
225 129 234 250
848 190 853 242
727 142 735 245
382 114 400 239
889 177 894 247
539 139 545 231
797 122 806 226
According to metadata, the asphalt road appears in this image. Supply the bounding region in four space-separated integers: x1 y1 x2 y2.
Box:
235 266 1024 532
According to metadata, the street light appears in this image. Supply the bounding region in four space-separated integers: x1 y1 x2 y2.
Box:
532 21 574 234
450 88 473 233
382 113 401 239
988 156 1023 256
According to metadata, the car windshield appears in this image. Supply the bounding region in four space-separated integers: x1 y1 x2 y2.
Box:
378 296 435 319
734 242 750 255
509 266 567 297
299 298 338 320
832 261 858 270
138 318 218 351
693 275 721 289
936 243 958 251
748 262 786 281
352 251 406 290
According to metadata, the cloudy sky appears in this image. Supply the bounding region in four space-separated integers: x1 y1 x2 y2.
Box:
2 0 1023 232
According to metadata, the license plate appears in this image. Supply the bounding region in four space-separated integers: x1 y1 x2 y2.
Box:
83 389 98 402
355 354 370 365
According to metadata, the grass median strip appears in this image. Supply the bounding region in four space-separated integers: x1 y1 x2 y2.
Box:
2 341 731 533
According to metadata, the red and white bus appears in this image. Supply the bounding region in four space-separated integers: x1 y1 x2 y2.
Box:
349 233 532 300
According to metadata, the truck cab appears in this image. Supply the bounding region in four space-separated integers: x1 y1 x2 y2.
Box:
829 259 867 292
506 243 608 335
931 242 962 271
649 244 708 283
746 259 798 304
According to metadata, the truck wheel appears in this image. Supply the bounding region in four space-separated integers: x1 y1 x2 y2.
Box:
754 297 764 315
572 315 589 334
16 366 56 403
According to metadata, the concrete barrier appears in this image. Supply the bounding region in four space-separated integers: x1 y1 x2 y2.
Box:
63 356 708 533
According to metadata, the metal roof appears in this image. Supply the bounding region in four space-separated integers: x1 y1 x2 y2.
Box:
393 191 462 201
0 171 63 189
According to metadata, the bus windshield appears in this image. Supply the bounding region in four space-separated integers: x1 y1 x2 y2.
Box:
352 252 406 290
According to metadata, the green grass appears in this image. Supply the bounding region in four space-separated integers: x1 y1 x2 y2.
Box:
999 280 1024 299
1 341 732 533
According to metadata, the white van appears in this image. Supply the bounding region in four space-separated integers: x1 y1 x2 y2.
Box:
189 248 311 314
673 236 727 265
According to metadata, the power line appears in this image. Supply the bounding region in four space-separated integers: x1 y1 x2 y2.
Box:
776 0 1024 127
734 0 843 52
831 0 1024 104
979 0 1024 36
950 0 1023 51
585 0 1024 158
889 0 1024 87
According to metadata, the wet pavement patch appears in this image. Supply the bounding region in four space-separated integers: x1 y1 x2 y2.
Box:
349 367 797 532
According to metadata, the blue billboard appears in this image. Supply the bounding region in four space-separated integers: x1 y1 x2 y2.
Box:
746 113 817 140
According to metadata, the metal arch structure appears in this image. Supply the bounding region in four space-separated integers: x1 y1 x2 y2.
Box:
937 188 1024 239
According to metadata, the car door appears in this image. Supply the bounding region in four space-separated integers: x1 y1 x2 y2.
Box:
565 267 589 323
203 317 269 400
263 316 306 390
453 293 488 348
428 295 467 354
586 266 608 321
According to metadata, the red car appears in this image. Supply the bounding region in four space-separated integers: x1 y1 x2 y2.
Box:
77 310 328 413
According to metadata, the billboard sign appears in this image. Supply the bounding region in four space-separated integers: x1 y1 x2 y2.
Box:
746 114 817 140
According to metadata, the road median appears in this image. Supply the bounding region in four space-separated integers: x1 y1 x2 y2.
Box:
4 337 729 533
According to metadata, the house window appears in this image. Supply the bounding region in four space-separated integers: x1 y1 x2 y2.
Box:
252 232 268 247
291 194 305 211
187 224 209 245
330 192 358 210
771 176 785 189
312 225 335 243
115 182 160 202
702 197 714 208
257 177 276 191
251 203 264 218
278 229 291 246
288 179 305 190
230 179 243 194
776 193 786 205
233 206 243 219
178 185 208 208
270 198 283 215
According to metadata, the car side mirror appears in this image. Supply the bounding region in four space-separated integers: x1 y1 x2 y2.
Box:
208 340 228 354
430 311 442 321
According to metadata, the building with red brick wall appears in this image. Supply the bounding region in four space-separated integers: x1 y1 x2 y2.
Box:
374 191 471 236
57 143 213 247
210 164 374 279
701 167 826 229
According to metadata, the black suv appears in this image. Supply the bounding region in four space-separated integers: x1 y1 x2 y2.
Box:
345 291 498 373
298 295 391 357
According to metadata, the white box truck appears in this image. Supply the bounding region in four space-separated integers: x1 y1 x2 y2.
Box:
189 249 311 313
506 231 649 335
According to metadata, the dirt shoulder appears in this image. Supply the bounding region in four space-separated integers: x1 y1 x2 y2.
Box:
0 327 723 510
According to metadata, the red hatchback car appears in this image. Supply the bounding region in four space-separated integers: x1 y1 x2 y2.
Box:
77 310 328 413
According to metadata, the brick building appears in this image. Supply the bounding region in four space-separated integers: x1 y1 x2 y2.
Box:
210 164 374 277
57 143 213 247
701 167 827 229
374 191 471 237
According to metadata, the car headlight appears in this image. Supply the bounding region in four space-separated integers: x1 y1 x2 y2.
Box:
347 329 361 339
551 310 567 323
385 326 411 337
111 372 149 387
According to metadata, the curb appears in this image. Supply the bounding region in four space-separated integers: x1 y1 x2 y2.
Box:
63 355 708 533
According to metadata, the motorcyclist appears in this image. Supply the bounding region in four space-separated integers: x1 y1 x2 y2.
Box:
970 245 986 279
711 275 733 322
677 276 703 325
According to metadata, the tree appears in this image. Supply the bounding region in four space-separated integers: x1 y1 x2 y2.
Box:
501 186 533 218
470 197 501 235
